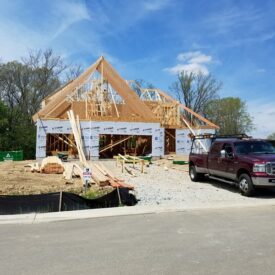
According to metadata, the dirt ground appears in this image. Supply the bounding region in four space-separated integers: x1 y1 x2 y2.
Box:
0 157 188 196
0 160 84 195
2 157 275 208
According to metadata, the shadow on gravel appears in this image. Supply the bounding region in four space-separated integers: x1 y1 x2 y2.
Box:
200 178 275 199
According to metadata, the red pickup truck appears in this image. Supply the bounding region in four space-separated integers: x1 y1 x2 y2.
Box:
189 135 275 196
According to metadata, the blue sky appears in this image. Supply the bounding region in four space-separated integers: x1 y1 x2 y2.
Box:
0 0 275 137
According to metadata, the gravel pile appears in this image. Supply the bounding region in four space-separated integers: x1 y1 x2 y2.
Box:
102 160 275 208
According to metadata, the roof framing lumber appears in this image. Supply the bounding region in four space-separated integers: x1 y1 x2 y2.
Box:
33 56 218 129
33 56 157 122
97 58 156 121
33 57 102 121
147 88 219 129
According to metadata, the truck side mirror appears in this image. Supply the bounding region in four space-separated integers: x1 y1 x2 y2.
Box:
220 150 226 158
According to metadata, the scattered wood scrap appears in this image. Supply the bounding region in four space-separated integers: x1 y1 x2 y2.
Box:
26 162 40 173
63 163 83 180
62 161 134 190
115 154 145 174
90 163 134 189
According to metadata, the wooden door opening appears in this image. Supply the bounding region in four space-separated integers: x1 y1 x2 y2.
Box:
99 135 152 158
46 134 77 157
165 128 176 154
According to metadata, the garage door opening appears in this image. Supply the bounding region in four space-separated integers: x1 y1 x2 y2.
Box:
46 134 77 157
99 135 152 158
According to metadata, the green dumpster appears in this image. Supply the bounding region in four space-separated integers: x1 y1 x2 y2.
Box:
0 151 23 161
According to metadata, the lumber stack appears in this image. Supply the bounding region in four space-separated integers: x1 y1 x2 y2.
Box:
42 163 64 174
62 161 134 189
40 156 64 174
67 110 87 165
90 163 134 189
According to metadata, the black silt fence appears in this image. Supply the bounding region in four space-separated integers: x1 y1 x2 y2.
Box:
0 188 137 215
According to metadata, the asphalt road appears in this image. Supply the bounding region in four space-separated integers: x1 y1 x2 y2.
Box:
1 206 275 275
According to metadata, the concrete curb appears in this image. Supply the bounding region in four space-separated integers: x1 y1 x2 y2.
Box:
1 200 275 225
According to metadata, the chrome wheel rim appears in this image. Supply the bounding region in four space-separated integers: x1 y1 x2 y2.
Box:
239 178 249 192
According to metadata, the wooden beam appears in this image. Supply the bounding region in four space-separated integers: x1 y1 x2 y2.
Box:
99 136 133 154
156 89 219 129
98 58 156 122
165 130 176 140
181 116 208 153
33 57 102 122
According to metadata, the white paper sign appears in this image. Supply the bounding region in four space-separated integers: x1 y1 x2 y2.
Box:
83 167 92 181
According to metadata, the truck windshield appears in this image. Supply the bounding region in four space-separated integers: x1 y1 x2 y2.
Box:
235 141 275 155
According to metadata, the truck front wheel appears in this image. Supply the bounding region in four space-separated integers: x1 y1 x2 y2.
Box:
189 165 203 182
238 173 255 197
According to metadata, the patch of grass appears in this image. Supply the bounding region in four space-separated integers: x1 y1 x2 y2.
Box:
82 188 112 199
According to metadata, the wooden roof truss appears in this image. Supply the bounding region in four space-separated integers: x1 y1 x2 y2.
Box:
136 86 218 129
33 56 218 129
33 56 156 122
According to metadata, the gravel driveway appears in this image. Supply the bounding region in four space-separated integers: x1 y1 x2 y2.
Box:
103 160 275 208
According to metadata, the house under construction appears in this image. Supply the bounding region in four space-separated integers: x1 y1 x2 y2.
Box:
33 56 218 159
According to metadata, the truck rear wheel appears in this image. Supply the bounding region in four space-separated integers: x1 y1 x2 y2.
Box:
189 165 203 182
238 173 255 197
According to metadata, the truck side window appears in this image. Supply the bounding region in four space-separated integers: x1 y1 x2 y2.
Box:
210 143 221 154
222 143 233 157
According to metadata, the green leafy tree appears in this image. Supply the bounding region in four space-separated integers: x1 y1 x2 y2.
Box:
0 49 67 159
170 71 222 123
205 97 254 135
267 133 275 140
0 100 9 150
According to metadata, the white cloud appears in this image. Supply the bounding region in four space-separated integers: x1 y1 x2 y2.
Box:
256 68 266 73
247 100 275 138
51 0 91 39
165 63 209 75
142 0 170 11
165 51 212 75
0 0 101 63
0 20 45 61
204 7 264 35
178 51 212 64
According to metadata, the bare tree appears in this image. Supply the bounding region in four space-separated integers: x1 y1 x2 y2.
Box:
65 64 83 82
130 79 155 97
170 71 221 123
23 48 67 77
